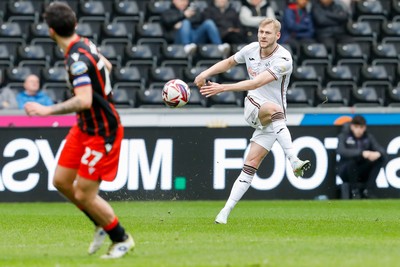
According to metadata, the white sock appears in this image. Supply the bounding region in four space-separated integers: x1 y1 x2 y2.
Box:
271 119 297 163
224 172 253 210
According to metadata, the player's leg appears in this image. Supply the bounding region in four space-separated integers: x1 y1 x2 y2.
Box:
258 102 310 177
215 142 268 224
74 177 134 259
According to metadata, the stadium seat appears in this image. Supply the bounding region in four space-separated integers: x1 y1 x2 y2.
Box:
197 44 231 61
302 59 330 85
360 64 390 85
219 65 247 83
5 66 33 83
102 22 133 42
352 82 385 107
346 21 375 39
112 86 136 108
136 22 164 39
354 0 386 17
316 85 349 107
372 58 398 83
146 0 171 21
381 20 400 39
393 0 400 17
382 36 400 54
287 86 313 107
337 58 366 85
0 38 25 63
149 66 179 84
18 60 48 77
42 66 68 84
335 43 367 62
357 15 387 40
0 44 13 65
102 38 132 63
6 0 36 19
325 65 355 84
79 1 108 19
30 22 50 40
76 22 97 43
42 83 70 103
387 82 400 107
183 65 218 84
291 65 320 83
113 66 143 88
299 43 329 63
208 90 244 107
0 22 24 39
371 43 398 60
162 44 193 65
97 44 121 67
8 16 37 41
136 84 165 108
113 0 143 23
18 45 47 62
184 82 207 107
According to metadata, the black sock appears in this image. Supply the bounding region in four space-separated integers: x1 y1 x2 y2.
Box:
105 222 127 242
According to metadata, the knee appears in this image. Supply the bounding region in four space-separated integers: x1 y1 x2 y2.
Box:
74 189 88 205
203 19 217 29
53 176 67 191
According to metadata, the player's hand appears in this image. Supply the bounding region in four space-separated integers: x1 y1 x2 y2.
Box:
24 102 52 116
194 74 207 88
200 81 224 97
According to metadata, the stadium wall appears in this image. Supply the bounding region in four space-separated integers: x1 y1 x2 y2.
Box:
1 108 400 202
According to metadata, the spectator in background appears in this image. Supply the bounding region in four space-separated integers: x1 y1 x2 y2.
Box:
161 0 230 55
17 74 53 109
239 0 276 42
280 0 315 52
204 0 246 44
336 115 387 199
0 86 18 109
311 0 352 52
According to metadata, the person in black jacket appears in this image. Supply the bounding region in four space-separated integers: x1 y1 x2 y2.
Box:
204 0 246 44
311 0 353 52
336 115 387 199
160 0 229 55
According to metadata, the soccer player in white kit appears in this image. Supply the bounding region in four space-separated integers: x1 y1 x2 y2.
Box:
194 18 311 224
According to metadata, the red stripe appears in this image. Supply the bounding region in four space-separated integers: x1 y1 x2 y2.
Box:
103 216 119 231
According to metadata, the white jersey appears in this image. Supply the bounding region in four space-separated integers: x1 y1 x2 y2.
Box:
233 42 293 113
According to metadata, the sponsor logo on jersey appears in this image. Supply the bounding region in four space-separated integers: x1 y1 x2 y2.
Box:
70 61 88 76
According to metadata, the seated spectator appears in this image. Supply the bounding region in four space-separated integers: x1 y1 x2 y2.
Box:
311 0 353 52
239 0 276 42
336 115 387 199
160 0 230 55
280 0 315 52
0 86 18 109
16 74 54 109
204 0 246 44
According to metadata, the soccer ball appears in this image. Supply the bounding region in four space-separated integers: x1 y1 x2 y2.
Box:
162 79 191 108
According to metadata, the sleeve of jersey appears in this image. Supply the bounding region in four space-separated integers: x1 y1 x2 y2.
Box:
267 57 293 80
70 60 92 89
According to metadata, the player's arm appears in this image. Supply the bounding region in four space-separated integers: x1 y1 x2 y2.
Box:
200 69 275 97
24 85 92 116
194 56 238 87
99 53 112 72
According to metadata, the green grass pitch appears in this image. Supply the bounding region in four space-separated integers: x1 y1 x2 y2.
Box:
1 200 399 267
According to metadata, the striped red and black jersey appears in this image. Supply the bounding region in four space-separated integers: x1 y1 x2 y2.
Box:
64 36 121 138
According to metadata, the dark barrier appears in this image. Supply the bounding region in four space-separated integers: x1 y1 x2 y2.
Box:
0 126 399 202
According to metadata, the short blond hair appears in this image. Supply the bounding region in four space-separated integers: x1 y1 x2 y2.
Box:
259 18 281 33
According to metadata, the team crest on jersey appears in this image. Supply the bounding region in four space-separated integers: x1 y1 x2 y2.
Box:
273 65 286 74
70 61 88 76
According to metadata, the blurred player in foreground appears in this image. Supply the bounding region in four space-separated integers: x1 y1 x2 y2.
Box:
24 2 134 259
194 18 311 224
